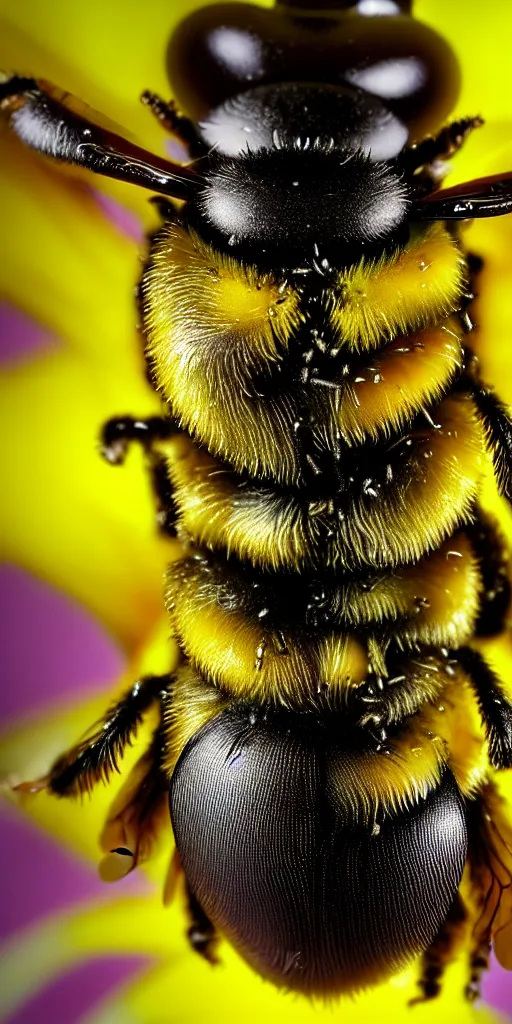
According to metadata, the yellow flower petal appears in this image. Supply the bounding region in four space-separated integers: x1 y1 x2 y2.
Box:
417 0 512 127
0 0 209 149
416 0 512 186
469 217 512 401
0 135 157 357
0 350 175 648
85 951 503 1024
0 135 174 647
0 897 505 1024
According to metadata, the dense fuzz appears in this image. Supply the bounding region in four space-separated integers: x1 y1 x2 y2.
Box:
143 209 512 993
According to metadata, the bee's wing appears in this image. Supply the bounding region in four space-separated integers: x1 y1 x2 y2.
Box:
471 783 512 970
487 809 512 969
494 897 512 969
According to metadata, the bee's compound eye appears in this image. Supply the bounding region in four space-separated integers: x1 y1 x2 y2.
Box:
275 1 412 9
168 4 459 138
170 708 468 995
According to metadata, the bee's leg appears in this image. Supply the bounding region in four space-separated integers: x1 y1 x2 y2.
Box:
163 847 183 905
100 414 177 464
463 804 493 1005
185 879 219 965
100 415 179 535
470 383 512 501
460 345 512 505
464 938 491 1003
409 894 467 1005
99 713 172 881
400 117 484 184
453 647 512 770
17 674 172 797
140 90 204 155
465 513 511 637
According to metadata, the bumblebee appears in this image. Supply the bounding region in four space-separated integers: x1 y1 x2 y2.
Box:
2 0 512 1002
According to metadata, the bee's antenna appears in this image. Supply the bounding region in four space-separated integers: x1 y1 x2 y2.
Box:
413 171 512 220
0 74 205 201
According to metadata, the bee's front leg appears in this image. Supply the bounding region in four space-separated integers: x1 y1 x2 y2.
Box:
100 415 179 535
409 893 467 1005
401 117 484 180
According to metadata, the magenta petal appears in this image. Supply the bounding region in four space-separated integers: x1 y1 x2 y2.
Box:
482 955 512 1018
6 956 153 1024
0 303 58 367
0 564 124 721
0 807 149 944
166 138 190 163
91 190 145 244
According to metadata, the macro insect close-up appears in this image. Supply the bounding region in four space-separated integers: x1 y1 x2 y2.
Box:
1 0 512 1021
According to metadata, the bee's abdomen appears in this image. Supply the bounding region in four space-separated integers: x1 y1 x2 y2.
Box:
143 213 491 991
164 392 483 572
145 218 485 582
143 215 488 687
170 704 468 995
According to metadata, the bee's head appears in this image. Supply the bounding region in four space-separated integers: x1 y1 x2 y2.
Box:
188 83 410 269
168 2 459 140
191 146 409 269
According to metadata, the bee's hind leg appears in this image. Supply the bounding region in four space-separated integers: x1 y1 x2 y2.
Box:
161 835 219 963
17 674 172 798
184 880 220 965
99 714 172 882
409 893 467 1005
453 647 512 770
465 511 510 638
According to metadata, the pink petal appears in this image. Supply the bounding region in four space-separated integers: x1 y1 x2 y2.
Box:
482 955 512 1018
0 564 124 721
0 304 58 367
6 956 152 1024
0 807 149 943
90 190 145 244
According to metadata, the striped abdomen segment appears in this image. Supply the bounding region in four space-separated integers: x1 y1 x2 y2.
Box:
144 217 487 705
144 215 489 996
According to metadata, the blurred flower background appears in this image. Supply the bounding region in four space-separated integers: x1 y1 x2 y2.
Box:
0 0 512 1020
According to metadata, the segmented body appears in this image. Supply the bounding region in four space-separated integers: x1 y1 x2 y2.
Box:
147 221 481 651
142 205 495 992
